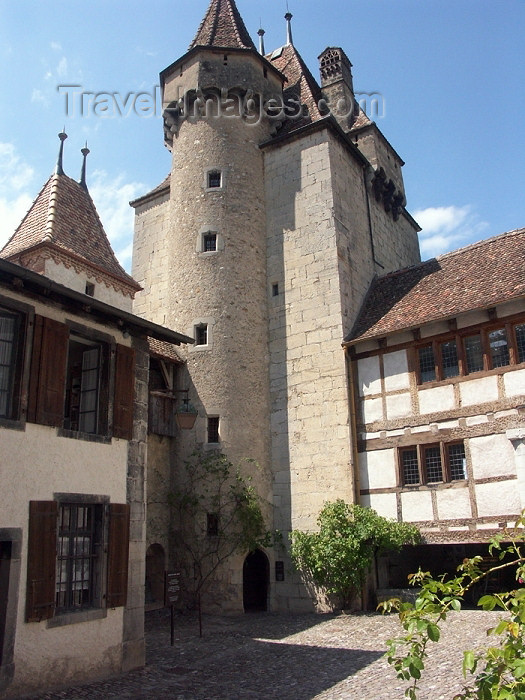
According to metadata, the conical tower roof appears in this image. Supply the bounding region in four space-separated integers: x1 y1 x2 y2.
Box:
189 0 256 51
0 142 139 294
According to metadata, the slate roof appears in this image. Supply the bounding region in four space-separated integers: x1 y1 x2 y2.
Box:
190 0 256 51
347 228 525 344
1 172 139 290
130 175 170 208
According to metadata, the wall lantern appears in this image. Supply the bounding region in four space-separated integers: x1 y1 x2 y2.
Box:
175 395 198 430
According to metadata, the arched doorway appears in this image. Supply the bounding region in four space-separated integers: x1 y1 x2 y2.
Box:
145 543 165 610
243 550 269 612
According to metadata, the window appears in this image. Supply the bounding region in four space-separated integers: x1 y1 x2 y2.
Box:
64 335 105 434
56 503 103 613
416 319 525 384
0 307 24 420
28 316 135 440
26 500 129 623
272 283 279 297
207 415 219 443
207 170 222 189
85 282 95 297
400 442 466 486
195 323 208 346
207 513 219 536
517 324 525 363
203 232 217 252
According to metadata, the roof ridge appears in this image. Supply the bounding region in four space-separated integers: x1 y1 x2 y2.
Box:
43 174 60 243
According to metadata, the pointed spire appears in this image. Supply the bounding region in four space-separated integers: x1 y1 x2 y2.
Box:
79 142 90 190
189 0 256 51
285 11 294 46
257 27 266 56
56 130 67 176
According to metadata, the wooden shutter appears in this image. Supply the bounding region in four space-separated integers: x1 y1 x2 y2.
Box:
149 393 177 437
28 316 68 426
113 344 135 440
107 503 130 608
26 500 57 622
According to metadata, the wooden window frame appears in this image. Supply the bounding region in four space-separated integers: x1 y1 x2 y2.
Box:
28 316 134 440
26 499 129 623
415 317 525 385
399 441 466 487
0 301 30 424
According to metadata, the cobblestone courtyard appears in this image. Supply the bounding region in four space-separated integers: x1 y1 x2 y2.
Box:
28 609 503 700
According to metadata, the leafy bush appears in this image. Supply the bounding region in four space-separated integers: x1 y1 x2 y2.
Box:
381 513 525 700
290 500 421 608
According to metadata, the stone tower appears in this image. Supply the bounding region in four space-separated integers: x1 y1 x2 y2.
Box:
132 0 421 612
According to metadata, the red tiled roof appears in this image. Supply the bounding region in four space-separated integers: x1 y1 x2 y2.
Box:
190 0 256 51
268 44 324 134
1 173 138 290
347 228 525 344
148 337 184 363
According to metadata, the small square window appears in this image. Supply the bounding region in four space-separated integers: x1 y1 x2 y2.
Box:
195 324 208 346
207 416 219 443
203 232 217 252
207 170 222 188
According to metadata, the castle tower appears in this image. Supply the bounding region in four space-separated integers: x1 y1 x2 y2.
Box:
132 0 286 611
132 1 421 613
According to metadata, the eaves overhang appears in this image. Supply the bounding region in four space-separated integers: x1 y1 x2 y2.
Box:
0 258 194 346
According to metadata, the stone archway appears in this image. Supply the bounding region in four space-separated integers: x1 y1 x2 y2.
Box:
145 543 165 610
243 549 269 612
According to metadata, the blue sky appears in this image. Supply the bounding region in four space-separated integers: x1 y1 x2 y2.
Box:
1 0 523 271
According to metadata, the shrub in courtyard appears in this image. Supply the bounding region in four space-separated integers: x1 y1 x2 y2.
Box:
289 500 421 609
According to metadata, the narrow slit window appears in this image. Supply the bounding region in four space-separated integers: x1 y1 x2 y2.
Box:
207 415 219 443
195 324 208 346
516 324 525 363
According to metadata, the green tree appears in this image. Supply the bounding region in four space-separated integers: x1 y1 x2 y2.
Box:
169 450 276 635
381 513 525 700
289 500 421 609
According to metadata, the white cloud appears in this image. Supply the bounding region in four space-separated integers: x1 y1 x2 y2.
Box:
56 56 68 79
50 42 62 51
414 205 489 258
31 88 49 106
0 143 36 248
89 170 146 272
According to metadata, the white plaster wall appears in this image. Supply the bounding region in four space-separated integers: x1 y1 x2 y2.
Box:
45 258 133 312
504 368 525 397
358 355 381 396
383 350 410 391
1 421 128 695
460 376 499 406
418 385 456 414
475 480 521 517
362 397 383 424
436 487 471 520
386 393 411 419
469 434 517 480
358 449 396 490
401 491 433 522
363 492 398 520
